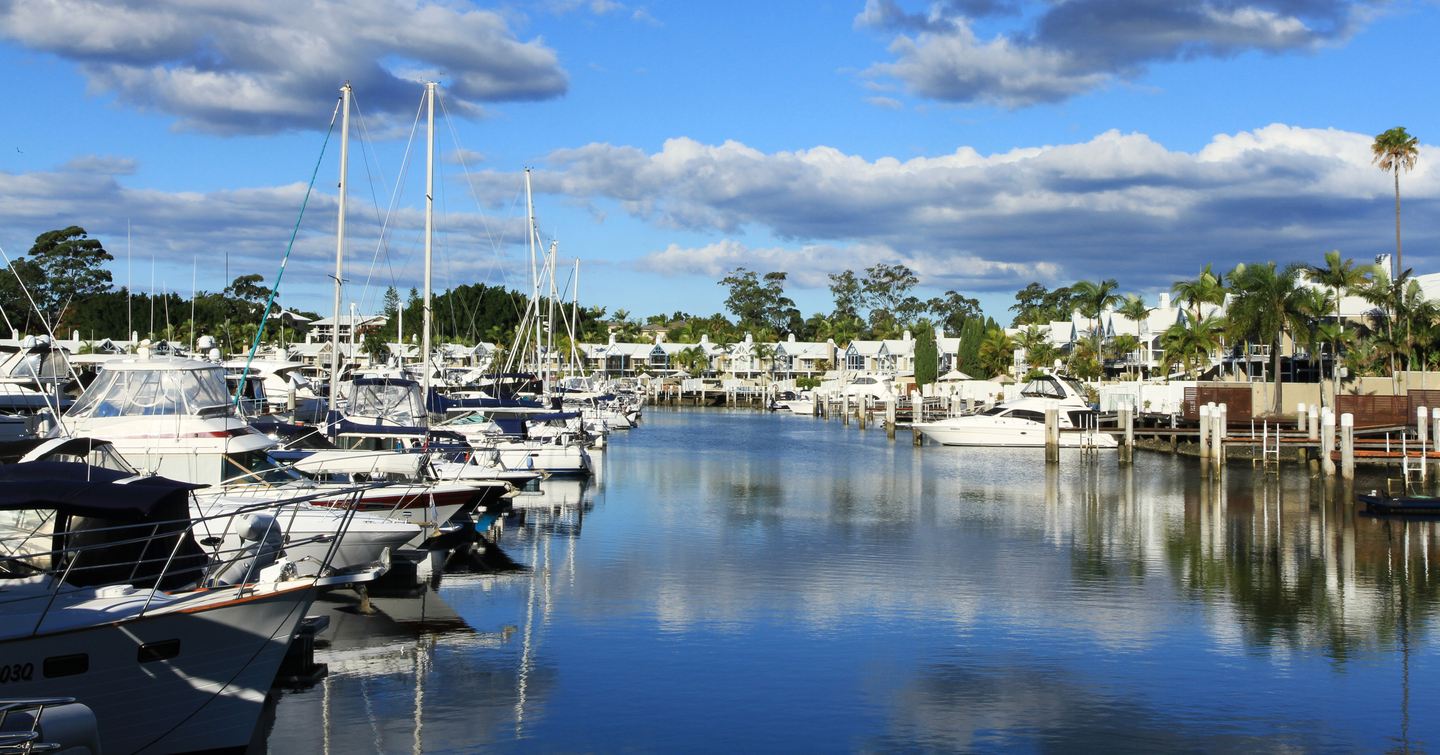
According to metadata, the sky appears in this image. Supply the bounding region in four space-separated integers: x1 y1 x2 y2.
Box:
2 0 1439 331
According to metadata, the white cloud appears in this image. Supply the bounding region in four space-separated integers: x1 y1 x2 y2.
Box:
534 125 1437 292
859 0 1380 107
0 0 568 134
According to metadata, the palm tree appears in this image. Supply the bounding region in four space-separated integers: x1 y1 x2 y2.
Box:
1072 279 1121 369
1117 295 1153 377
1159 316 1225 378
1015 325 1048 372
1109 334 1142 380
1172 265 1226 324
1372 126 1419 278
1307 250 1374 383
1226 262 1309 414
977 328 1016 378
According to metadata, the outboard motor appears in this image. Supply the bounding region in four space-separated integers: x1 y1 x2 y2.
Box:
210 511 285 585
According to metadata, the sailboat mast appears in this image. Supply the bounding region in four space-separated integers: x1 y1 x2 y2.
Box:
525 169 541 386
571 259 580 374
546 240 557 386
422 81 436 400
329 82 352 414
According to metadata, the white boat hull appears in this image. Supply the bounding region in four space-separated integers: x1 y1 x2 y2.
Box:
1 582 315 754
914 418 1118 448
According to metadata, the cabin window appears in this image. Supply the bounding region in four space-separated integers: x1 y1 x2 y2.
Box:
1009 410 1046 423
138 639 181 663
43 653 88 678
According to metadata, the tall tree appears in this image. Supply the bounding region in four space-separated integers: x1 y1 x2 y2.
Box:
1071 279 1121 363
828 271 864 321
976 327 1016 379
22 226 113 330
928 290 982 335
1307 251 1373 383
1172 264 1226 325
719 267 796 334
1159 316 1225 379
1226 262 1309 414
913 322 938 390
861 263 922 336
1372 126 1419 279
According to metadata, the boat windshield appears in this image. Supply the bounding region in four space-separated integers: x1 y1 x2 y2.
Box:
221 450 305 486
67 365 233 419
348 381 426 427
1019 376 1067 399
8 347 70 381
36 443 133 473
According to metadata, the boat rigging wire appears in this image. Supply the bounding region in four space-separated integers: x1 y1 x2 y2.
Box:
232 95 342 410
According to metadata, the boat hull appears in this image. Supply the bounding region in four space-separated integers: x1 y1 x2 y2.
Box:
1 583 315 754
914 418 1118 448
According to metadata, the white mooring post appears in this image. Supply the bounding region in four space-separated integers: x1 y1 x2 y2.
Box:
1045 402 1060 464
1418 406 1429 481
1321 408 1336 477
1199 404 1212 461
1120 404 1134 464
1340 413 1355 480
1298 402 1308 433
842 393 850 425
886 397 896 440
1215 403 1227 472
1307 406 1319 441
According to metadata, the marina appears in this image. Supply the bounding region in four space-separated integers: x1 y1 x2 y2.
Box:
254 406 1438 752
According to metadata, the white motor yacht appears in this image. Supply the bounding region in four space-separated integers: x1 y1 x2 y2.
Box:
0 462 362 753
913 372 1117 448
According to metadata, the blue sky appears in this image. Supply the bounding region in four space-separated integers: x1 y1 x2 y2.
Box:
1 0 1438 330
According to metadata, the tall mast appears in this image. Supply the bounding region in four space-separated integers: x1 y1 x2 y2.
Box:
422 81 436 400
571 259 580 374
329 82 351 413
545 240 557 387
525 169 541 383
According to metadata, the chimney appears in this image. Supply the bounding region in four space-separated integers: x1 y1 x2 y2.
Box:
1158 292 1170 310
788 333 796 343
903 329 911 341
608 332 617 345
935 326 944 340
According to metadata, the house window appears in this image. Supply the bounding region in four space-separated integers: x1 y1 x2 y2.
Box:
649 347 669 369
846 350 865 371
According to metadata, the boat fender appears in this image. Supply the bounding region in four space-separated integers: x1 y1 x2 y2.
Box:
212 512 285 585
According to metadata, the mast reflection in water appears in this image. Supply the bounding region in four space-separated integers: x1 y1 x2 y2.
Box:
261 409 1439 752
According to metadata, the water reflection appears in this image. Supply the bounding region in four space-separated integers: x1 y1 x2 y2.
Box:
258 409 1440 751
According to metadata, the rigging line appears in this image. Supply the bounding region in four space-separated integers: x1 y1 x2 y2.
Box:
232 96 342 410
0 243 86 422
356 91 425 328
439 96 517 293
350 93 403 318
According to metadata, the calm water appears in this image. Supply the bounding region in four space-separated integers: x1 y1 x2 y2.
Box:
261 408 1439 752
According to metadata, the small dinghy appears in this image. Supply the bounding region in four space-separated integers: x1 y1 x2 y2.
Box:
1357 491 1440 514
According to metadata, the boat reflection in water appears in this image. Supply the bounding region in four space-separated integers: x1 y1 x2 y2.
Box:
257 478 596 753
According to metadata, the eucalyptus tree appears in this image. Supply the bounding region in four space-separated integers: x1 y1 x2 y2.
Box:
1372 126 1419 278
1225 262 1310 413
1072 279 1121 363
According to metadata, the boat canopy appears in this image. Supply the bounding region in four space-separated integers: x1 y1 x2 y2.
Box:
1019 374 1086 401
343 377 426 431
66 361 232 419
0 462 202 517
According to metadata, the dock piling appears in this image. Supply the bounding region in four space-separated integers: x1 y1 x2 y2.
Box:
1321 408 1336 477
1340 413 1355 480
1044 402 1059 464
1199 404 1212 461
885 398 896 440
1120 405 1133 464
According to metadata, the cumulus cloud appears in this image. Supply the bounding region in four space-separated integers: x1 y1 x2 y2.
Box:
0 159 531 313
533 125 1435 292
0 0 568 134
860 0 1379 107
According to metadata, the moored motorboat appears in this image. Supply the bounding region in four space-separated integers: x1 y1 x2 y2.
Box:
913 372 1117 449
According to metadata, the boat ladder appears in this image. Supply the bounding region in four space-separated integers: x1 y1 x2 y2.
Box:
1258 420 1281 471
1401 433 1427 485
